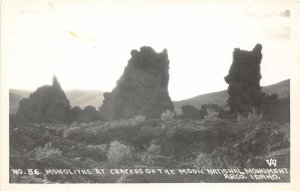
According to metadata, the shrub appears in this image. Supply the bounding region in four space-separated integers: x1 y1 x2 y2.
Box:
146 144 161 154
201 104 223 119
161 110 175 124
139 144 161 165
175 108 184 117
236 112 245 122
140 153 154 165
107 141 132 165
204 109 219 121
129 115 146 125
237 107 263 122
33 142 62 161
247 107 263 121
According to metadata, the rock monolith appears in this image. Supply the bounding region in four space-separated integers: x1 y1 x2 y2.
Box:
224 44 263 114
16 76 71 123
99 46 174 120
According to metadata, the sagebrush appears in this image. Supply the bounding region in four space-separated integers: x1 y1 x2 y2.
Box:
204 109 219 121
33 142 62 161
139 144 161 165
237 107 263 122
129 115 146 125
107 141 132 165
161 110 175 124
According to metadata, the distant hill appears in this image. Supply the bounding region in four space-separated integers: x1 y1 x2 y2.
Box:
174 79 290 110
260 79 290 98
64 89 104 109
9 79 289 114
9 89 104 114
9 89 31 114
174 90 229 110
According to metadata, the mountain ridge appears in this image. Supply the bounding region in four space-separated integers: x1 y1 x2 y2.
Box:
174 79 290 109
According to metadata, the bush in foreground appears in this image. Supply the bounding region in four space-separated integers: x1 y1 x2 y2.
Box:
237 107 263 123
32 142 62 161
107 141 133 165
139 144 161 165
204 109 219 121
161 110 175 124
129 115 146 125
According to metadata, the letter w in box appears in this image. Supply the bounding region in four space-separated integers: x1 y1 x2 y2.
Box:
266 159 277 167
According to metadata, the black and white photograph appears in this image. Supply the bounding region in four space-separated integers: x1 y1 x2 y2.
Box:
1 0 300 189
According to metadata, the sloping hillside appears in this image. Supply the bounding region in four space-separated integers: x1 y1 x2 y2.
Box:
174 79 290 109
9 89 104 114
9 90 31 114
261 79 290 98
174 90 229 110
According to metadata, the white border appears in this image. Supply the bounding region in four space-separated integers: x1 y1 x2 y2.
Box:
1 0 300 190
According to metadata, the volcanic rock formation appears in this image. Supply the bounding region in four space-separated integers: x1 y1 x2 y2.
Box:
77 105 100 123
99 46 174 120
224 44 263 114
16 76 71 123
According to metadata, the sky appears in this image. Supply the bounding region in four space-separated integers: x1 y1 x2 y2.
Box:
2 0 291 101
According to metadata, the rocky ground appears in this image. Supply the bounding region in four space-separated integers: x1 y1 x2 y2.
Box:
9 117 290 183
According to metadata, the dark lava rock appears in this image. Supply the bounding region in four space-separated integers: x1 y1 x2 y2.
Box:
224 44 263 114
180 105 202 120
10 123 51 155
99 46 174 120
16 76 71 123
77 105 100 123
65 119 165 147
68 106 82 123
50 136 107 162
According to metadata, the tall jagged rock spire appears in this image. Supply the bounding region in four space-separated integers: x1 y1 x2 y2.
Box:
16 76 71 123
99 46 174 120
224 43 263 114
52 75 61 89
